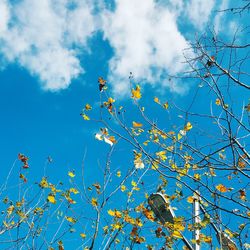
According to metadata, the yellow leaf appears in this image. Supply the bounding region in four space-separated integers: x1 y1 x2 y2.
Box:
108 97 115 104
131 85 141 99
163 102 169 109
184 122 192 131
216 184 228 193
80 233 86 238
177 133 182 141
215 99 221 105
154 97 160 104
108 209 115 216
132 121 143 127
172 230 183 239
194 173 201 180
7 205 14 216
121 185 126 192
68 171 75 178
116 171 121 177
224 229 234 238
187 196 194 203
39 177 49 188
65 216 77 223
91 198 98 207
82 114 90 120
156 151 167 161
47 195 56 204
69 188 79 194
131 180 137 187
85 104 92 110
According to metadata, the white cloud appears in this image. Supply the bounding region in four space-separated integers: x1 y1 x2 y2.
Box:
102 0 192 95
186 0 215 30
0 0 94 91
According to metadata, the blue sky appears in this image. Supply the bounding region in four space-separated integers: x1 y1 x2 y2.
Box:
0 0 249 249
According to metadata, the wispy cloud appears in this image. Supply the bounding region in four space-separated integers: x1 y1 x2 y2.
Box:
102 0 192 95
0 0 94 91
185 0 216 30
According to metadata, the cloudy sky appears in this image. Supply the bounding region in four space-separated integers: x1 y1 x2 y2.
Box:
0 0 235 94
1 0 248 249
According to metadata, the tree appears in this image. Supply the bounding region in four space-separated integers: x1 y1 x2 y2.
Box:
0 2 250 250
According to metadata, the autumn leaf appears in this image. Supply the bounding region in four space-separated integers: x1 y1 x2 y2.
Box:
215 99 221 105
172 230 183 239
65 216 77 223
47 195 56 204
39 177 49 188
69 188 79 194
156 151 167 161
184 122 192 131
80 233 86 239
81 114 90 120
85 104 92 110
131 85 141 99
116 171 121 177
163 102 169 109
154 97 161 104
216 184 228 192
132 121 143 127
91 198 98 207
121 185 126 192
68 171 75 178
187 196 194 203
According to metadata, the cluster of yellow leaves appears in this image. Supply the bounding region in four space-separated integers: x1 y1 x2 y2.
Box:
81 103 92 120
156 150 167 161
131 85 141 99
108 209 123 218
216 184 228 192
133 150 145 169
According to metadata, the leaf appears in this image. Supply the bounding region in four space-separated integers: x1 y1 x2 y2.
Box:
80 233 86 239
116 171 121 177
95 133 103 141
131 85 141 99
154 97 160 104
156 151 167 161
65 216 77 223
85 104 92 110
68 171 75 178
131 180 137 187
91 198 98 207
103 136 115 146
69 188 79 194
194 173 201 180
108 209 115 216
184 122 192 131
121 185 126 192
132 121 143 127
81 114 90 120
216 184 228 193
172 230 183 239
163 102 169 109
215 99 221 105
39 177 49 188
187 196 194 203
47 195 56 204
